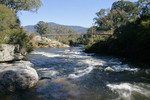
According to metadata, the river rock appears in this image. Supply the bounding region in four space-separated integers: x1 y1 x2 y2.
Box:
31 36 70 48
104 67 114 72
0 44 24 62
0 61 38 92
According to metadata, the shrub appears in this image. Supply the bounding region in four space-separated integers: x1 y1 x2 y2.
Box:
0 4 33 53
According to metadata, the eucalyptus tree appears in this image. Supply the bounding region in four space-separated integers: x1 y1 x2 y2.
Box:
54 25 68 34
0 0 42 12
136 0 150 15
68 29 78 34
95 8 128 30
111 0 138 20
34 21 51 36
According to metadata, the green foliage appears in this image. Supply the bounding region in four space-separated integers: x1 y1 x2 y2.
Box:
86 0 150 62
111 0 138 20
0 4 18 44
9 28 33 53
95 8 129 30
136 0 150 15
68 29 78 34
0 5 19 31
86 13 150 61
54 25 68 34
53 34 80 46
86 27 92 33
0 0 43 12
77 34 92 45
34 21 51 36
95 0 140 31
0 4 33 53
45 27 79 46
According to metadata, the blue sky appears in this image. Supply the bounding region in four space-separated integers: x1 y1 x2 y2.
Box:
18 0 138 28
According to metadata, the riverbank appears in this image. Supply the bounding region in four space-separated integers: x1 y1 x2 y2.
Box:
85 14 150 64
31 36 70 48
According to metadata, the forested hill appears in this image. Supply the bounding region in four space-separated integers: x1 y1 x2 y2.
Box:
25 22 88 34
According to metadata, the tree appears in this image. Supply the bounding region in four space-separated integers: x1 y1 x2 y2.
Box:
111 0 138 20
34 21 51 36
136 0 150 16
54 25 68 34
95 8 128 30
0 0 43 12
94 8 110 30
0 4 33 53
0 4 19 43
86 27 92 33
68 29 78 34
94 0 139 31
95 8 110 19
0 4 18 31
107 9 128 29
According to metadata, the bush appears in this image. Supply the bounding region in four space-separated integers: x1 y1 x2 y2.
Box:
86 13 150 61
0 4 33 53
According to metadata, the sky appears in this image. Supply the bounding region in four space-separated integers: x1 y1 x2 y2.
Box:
18 0 138 28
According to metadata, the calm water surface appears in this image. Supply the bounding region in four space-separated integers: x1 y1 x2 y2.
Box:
1 47 150 100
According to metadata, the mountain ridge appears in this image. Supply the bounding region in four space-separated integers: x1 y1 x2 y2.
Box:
25 22 88 34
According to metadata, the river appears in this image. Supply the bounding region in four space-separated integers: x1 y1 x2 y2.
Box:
1 47 150 100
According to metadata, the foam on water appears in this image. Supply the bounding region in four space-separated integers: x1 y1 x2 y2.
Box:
26 47 150 100
31 51 60 58
37 68 59 77
67 56 105 78
103 65 139 72
63 49 106 78
31 48 106 79
107 83 150 99
145 69 150 75
68 66 94 78
112 65 138 72
33 47 140 79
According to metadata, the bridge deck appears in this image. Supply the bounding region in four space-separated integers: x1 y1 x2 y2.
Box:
42 33 112 37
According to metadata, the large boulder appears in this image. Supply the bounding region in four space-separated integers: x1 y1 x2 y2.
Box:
0 61 38 92
0 44 24 62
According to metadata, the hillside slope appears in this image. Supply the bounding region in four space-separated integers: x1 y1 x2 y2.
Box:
25 22 88 34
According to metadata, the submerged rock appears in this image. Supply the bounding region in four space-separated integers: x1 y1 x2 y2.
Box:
0 61 38 92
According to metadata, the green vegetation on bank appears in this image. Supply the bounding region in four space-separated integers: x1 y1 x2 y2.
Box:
34 21 79 35
0 0 42 53
0 4 33 53
85 0 150 62
34 21 80 46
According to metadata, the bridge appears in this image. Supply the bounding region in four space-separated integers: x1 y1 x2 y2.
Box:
42 24 113 37
42 33 112 37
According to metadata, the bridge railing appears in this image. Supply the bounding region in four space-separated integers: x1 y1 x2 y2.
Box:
42 32 112 37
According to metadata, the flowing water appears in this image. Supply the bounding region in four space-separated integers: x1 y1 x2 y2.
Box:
1 47 150 100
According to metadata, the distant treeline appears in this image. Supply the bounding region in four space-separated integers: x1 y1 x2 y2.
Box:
34 21 79 36
85 0 150 62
